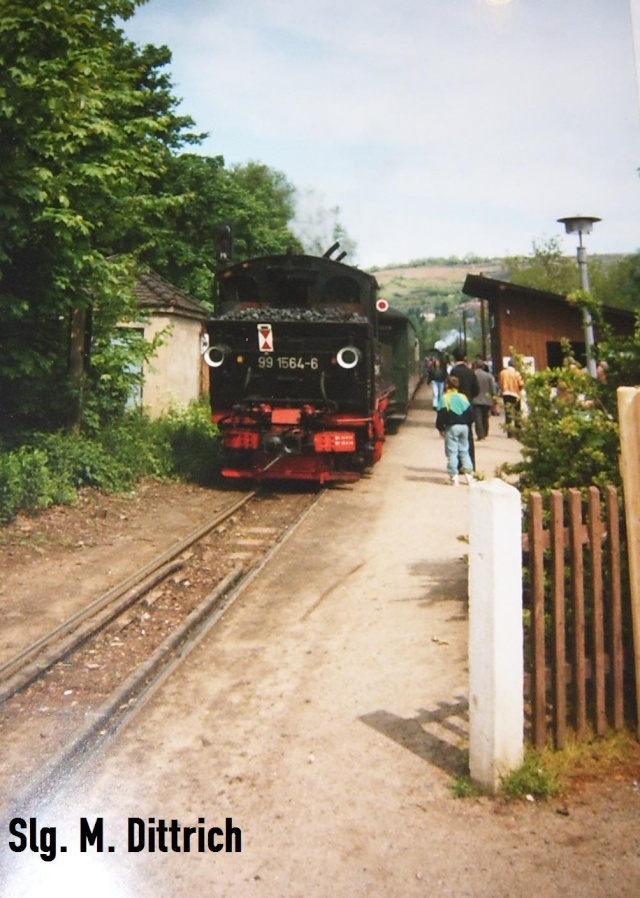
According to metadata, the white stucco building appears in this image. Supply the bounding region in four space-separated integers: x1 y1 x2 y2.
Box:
132 271 210 418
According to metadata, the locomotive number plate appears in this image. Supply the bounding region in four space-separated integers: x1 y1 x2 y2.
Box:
258 356 319 370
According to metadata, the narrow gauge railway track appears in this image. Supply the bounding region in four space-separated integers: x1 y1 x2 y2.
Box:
0 487 322 815
0 492 256 703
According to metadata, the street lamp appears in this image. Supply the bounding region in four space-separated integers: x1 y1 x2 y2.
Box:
557 215 601 377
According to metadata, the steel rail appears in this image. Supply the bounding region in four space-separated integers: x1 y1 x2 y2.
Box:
11 564 246 817
0 491 255 699
9 486 327 817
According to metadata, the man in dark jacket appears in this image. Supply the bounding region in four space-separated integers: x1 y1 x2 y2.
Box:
472 359 496 440
449 348 478 468
450 348 479 401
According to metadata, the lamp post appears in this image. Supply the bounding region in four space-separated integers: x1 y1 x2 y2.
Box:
557 215 601 377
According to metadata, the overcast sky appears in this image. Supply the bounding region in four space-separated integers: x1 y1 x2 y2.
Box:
123 0 640 269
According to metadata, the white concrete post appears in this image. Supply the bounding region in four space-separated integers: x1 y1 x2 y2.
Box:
468 479 524 793
617 387 640 737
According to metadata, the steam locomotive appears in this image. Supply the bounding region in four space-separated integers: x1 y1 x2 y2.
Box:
203 246 421 483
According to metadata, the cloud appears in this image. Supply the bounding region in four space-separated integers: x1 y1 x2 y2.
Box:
124 0 640 266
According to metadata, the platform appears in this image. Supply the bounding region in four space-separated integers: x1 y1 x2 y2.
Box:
5 387 531 897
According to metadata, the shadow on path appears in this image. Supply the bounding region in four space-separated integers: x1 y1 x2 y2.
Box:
359 696 469 778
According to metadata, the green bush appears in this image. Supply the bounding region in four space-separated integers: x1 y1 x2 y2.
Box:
156 402 221 485
97 416 173 486
0 446 61 521
32 432 130 492
0 403 220 523
502 365 620 494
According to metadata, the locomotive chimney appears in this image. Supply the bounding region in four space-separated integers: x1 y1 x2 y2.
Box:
322 241 341 259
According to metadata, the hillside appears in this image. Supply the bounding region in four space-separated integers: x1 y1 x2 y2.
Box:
365 261 507 357
372 261 503 288
370 260 505 316
367 252 634 357
368 252 630 313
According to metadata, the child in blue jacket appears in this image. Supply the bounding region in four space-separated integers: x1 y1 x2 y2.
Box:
435 376 475 485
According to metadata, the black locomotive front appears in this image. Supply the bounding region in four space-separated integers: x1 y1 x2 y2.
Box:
204 253 396 483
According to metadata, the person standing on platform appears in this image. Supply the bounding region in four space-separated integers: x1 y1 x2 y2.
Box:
436 375 475 486
449 348 479 468
498 360 524 435
472 359 496 441
427 357 446 410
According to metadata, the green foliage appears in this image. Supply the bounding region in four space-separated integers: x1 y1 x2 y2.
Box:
498 242 640 494
154 402 221 485
502 364 620 492
0 1 200 430
0 446 71 521
501 261 640 494
369 254 502 272
83 313 168 432
598 323 640 399
0 404 220 523
136 155 304 303
499 732 638 801
228 162 303 260
451 736 636 802
587 251 640 312
539 729 639 785
504 237 579 295
499 751 559 801
505 239 639 316
449 776 483 799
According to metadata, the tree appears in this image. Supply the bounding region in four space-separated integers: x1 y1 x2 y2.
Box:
590 252 640 312
131 155 304 303
503 238 580 295
504 239 640 316
0 0 199 431
122 153 227 303
226 162 302 259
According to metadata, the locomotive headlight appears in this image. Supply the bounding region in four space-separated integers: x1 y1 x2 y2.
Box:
204 344 230 368
336 345 361 369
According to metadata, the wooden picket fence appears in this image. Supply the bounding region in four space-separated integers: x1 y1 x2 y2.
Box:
522 485 633 750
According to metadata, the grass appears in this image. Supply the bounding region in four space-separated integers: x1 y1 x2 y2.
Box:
449 753 559 801
450 729 640 802
450 776 483 799
537 729 640 790
500 750 559 800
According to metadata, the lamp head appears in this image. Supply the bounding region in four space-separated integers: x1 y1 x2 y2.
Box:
557 215 601 235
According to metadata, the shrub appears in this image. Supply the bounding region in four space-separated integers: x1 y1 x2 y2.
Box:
501 365 620 494
0 403 220 523
156 402 221 485
0 447 55 520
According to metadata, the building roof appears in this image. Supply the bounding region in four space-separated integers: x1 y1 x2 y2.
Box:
463 273 566 305
462 273 635 323
133 270 210 321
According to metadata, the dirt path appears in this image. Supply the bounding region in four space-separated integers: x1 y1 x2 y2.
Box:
2 389 640 897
